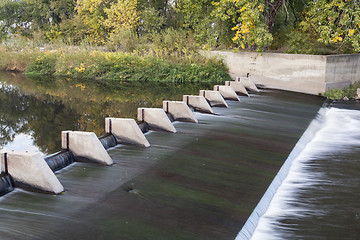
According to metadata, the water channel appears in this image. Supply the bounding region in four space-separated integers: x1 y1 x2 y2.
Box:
1 71 352 239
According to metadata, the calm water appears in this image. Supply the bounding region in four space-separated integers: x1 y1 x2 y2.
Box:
0 72 215 155
251 105 360 240
0 72 323 240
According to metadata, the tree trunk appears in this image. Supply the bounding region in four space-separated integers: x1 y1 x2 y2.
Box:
264 0 283 31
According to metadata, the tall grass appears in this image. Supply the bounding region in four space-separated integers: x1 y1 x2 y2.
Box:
0 36 231 83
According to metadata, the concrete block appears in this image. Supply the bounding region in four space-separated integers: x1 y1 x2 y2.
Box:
61 131 113 165
236 77 259 92
105 118 150 147
163 101 198 123
225 81 249 96
183 95 214 114
199 90 228 108
138 108 176 133
213 85 240 101
0 151 64 194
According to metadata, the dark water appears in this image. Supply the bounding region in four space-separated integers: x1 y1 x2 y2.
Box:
0 73 323 240
0 72 216 154
251 106 360 240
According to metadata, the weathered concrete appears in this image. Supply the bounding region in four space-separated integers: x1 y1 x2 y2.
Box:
105 118 150 147
225 81 249 96
138 108 176 133
199 90 228 108
183 95 214 114
207 51 360 95
236 77 259 92
0 151 64 194
61 131 113 165
213 85 240 101
163 101 198 123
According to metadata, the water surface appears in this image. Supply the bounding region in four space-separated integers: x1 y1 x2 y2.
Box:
0 76 323 240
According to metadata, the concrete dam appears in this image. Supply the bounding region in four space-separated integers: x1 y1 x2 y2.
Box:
0 71 358 239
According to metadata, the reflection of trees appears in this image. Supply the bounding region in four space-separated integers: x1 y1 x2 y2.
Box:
0 72 217 154
0 86 31 146
0 85 80 154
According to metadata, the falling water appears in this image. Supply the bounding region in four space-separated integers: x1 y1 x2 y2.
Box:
248 107 360 239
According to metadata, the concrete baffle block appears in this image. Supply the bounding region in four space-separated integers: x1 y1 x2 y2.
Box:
138 108 176 133
61 131 113 165
236 77 259 92
0 151 64 194
225 81 249 96
105 118 150 147
182 95 214 114
213 85 240 101
163 101 198 123
199 90 228 108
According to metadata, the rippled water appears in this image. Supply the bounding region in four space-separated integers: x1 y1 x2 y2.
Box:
251 106 360 239
0 74 323 240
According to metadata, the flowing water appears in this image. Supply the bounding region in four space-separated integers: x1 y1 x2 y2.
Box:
0 72 325 239
250 105 360 240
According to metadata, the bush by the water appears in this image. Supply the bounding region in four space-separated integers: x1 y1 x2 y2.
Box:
324 82 360 100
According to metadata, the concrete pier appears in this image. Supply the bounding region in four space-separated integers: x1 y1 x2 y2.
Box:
0 151 64 194
213 85 240 101
225 81 249 96
61 131 113 165
138 108 177 133
183 95 214 114
163 101 198 123
236 77 259 92
105 118 150 147
199 90 228 108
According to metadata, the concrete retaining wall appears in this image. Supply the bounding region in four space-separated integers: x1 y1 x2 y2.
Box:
208 51 360 95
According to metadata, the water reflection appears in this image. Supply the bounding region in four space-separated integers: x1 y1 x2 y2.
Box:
0 72 216 154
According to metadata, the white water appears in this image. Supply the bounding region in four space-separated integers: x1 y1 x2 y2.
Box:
236 107 360 239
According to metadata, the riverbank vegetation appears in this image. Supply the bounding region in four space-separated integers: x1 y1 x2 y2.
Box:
324 82 360 100
0 0 360 81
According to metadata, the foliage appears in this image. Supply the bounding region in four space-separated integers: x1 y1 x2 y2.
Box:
0 44 231 83
301 0 360 53
324 82 360 100
213 0 273 50
104 0 140 33
75 0 108 44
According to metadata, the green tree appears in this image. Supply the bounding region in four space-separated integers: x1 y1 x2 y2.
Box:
104 0 140 33
75 0 108 44
300 0 360 52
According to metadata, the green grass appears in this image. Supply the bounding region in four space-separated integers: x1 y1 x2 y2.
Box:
324 82 360 100
0 44 231 83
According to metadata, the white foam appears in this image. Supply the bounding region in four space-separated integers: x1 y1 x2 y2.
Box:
246 107 360 239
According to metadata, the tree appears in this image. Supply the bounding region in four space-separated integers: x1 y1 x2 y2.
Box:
104 0 140 33
212 0 275 50
75 0 108 44
300 0 360 52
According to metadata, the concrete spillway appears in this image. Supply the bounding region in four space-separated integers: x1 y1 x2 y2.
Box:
0 89 323 239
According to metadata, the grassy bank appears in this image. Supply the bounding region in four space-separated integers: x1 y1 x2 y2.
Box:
0 45 231 83
324 82 360 100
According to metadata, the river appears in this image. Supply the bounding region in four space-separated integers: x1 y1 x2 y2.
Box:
0 72 324 239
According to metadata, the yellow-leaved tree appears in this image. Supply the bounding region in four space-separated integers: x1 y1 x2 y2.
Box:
75 0 107 44
104 0 139 33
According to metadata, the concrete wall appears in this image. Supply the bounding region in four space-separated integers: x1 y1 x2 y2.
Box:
208 51 360 95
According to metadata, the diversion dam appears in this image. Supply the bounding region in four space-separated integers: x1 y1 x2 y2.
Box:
0 72 327 239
